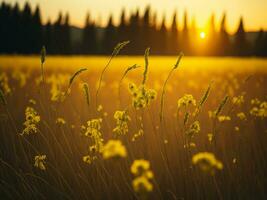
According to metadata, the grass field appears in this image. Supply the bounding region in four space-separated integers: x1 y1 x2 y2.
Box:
0 53 267 199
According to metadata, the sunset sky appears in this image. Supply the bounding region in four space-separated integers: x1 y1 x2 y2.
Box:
3 0 267 34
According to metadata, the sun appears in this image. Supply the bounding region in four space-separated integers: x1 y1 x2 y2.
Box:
200 31 206 39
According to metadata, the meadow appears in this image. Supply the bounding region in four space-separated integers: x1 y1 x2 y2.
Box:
0 48 267 200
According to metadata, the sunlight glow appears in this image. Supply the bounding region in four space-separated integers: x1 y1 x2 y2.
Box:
200 32 206 39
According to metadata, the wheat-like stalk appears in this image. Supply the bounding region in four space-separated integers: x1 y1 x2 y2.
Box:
68 68 87 89
199 81 213 107
215 95 229 116
0 88 7 105
119 64 140 108
142 48 150 85
82 83 90 107
96 41 130 107
159 52 183 122
40 46 46 83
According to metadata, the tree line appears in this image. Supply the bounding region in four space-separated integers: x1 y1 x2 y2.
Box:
0 2 267 56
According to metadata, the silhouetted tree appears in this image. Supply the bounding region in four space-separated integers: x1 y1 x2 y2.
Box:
207 14 217 55
83 13 97 54
190 16 197 55
21 2 33 54
118 9 129 53
234 17 248 56
254 29 266 56
128 9 142 54
62 13 71 54
218 13 231 56
10 3 21 53
168 11 179 54
141 6 151 50
181 11 190 54
53 12 63 54
103 15 116 54
44 19 52 53
0 2 11 53
159 16 167 54
32 5 42 53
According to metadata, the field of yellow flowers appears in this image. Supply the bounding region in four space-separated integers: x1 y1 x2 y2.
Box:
0 45 267 199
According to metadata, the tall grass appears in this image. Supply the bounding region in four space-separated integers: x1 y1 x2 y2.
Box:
0 44 267 200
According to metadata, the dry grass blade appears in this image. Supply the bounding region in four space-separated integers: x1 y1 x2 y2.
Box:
96 41 130 107
199 81 213 107
82 83 90 107
120 64 140 82
113 41 130 56
40 46 46 83
68 68 87 88
159 52 183 121
215 95 229 116
0 88 7 105
142 48 150 85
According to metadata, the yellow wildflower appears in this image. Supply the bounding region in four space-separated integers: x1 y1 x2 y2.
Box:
186 121 200 138
56 117 66 125
132 176 153 193
34 155 47 170
131 159 150 176
232 95 244 106
102 140 127 159
192 152 223 174
21 107 40 135
177 94 196 109
218 115 231 122
113 110 131 136
237 112 246 120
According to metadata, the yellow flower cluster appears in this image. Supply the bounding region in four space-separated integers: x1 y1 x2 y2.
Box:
132 129 144 142
82 155 96 164
208 110 216 119
177 94 196 109
47 74 69 102
113 110 131 136
0 72 11 95
102 140 127 159
56 117 66 125
250 101 267 118
21 107 40 135
251 98 261 105
186 121 200 138
232 95 244 106
207 133 213 143
128 83 157 109
131 159 154 193
34 155 47 170
12 70 27 88
237 112 246 120
218 115 231 122
82 118 104 164
192 152 223 174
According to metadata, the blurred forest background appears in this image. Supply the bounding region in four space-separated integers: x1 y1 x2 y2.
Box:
0 1 267 56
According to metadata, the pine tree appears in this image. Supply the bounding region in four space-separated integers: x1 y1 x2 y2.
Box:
182 10 190 54
83 13 97 54
218 13 230 56
254 29 265 56
10 3 21 53
32 5 42 53
159 15 167 54
234 17 248 56
21 2 33 54
44 19 52 53
169 11 179 54
62 13 71 54
102 15 116 54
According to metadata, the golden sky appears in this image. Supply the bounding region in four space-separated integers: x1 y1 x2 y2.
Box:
3 0 267 34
